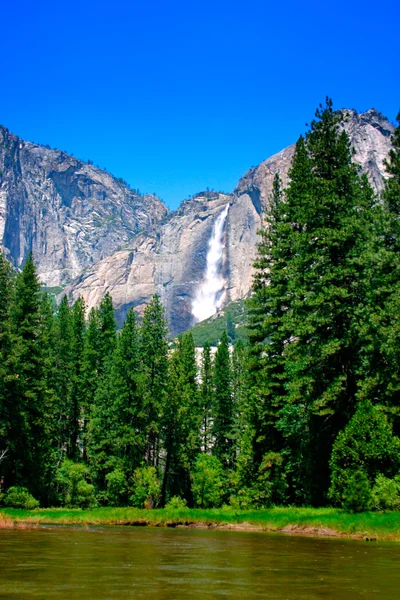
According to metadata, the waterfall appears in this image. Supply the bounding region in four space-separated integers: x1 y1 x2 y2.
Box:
192 204 230 323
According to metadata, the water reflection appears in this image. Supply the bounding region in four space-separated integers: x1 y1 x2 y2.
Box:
0 527 399 598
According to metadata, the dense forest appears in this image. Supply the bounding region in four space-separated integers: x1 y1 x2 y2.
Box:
1 100 400 513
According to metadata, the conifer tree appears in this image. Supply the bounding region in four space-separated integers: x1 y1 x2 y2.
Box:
0 253 13 474
88 308 144 498
245 172 289 485
81 307 101 458
53 295 73 460
139 294 169 468
199 341 213 453
69 297 86 459
353 112 400 430
161 332 200 504
5 254 55 502
248 100 376 504
212 331 235 469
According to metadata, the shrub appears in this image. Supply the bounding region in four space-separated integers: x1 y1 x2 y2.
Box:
191 454 224 508
333 469 372 512
130 466 160 508
56 459 96 508
251 452 288 507
3 487 39 509
329 400 400 511
371 474 400 511
165 496 188 510
105 469 127 506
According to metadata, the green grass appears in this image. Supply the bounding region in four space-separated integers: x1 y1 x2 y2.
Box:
2 506 400 540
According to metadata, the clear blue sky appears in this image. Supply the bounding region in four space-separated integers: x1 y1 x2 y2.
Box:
1 0 399 210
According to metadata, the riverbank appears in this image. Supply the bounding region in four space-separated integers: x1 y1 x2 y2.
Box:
2 506 400 540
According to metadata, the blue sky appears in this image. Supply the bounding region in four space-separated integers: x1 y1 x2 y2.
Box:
1 0 399 210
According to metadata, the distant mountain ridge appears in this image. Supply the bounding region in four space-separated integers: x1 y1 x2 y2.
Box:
0 109 395 334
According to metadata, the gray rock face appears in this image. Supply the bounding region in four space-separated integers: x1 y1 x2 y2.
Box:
1 109 395 335
65 192 233 334
0 126 168 286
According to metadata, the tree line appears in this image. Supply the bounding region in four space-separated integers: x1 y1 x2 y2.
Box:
0 261 246 509
1 99 400 512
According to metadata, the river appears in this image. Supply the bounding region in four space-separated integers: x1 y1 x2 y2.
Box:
0 527 399 598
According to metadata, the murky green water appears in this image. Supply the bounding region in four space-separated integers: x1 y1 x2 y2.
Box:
0 527 399 598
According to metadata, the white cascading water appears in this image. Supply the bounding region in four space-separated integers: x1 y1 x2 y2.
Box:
192 204 230 323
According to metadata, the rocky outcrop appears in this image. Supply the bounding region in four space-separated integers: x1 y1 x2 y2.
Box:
1 109 395 335
65 109 394 335
65 192 232 334
0 125 168 286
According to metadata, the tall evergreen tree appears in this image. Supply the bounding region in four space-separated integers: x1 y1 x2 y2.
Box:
0 253 14 476
212 331 235 469
139 295 169 468
161 332 200 505
53 295 73 461
88 308 144 497
199 341 213 453
5 254 56 502
353 112 400 430
69 297 86 459
248 100 376 504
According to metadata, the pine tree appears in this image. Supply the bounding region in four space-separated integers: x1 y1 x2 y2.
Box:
212 331 235 469
139 295 169 468
353 111 400 431
247 100 376 504
246 172 289 483
53 295 73 460
69 297 86 460
5 254 56 502
88 308 145 499
0 253 14 475
161 332 200 504
97 292 117 371
199 341 213 453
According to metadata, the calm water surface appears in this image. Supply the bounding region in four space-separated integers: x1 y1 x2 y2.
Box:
0 526 399 599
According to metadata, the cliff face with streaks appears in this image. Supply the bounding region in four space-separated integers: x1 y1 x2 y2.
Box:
0 125 168 287
0 109 394 335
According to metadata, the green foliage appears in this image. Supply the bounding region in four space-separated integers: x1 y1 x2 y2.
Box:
130 466 161 508
56 459 95 508
246 99 377 505
161 332 200 504
165 496 188 509
371 474 400 511
105 469 128 506
189 299 248 347
139 295 169 468
212 331 235 469
329 401 400 511
250 452 288 507
191 454 224 508
199 342 213 453
3 486 39 509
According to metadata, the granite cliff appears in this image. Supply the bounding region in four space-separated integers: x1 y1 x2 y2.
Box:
0 125 168 286
0 109 394 335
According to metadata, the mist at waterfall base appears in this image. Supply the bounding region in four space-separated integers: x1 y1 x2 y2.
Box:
192 205 230 323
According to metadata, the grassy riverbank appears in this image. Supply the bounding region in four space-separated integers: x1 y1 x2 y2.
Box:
2 506 400 540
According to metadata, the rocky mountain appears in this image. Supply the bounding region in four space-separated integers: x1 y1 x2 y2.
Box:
63 109 394 335
0 109 394 335
0 125 168 287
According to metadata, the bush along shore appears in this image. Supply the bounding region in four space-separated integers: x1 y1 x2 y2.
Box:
2 507 400 541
